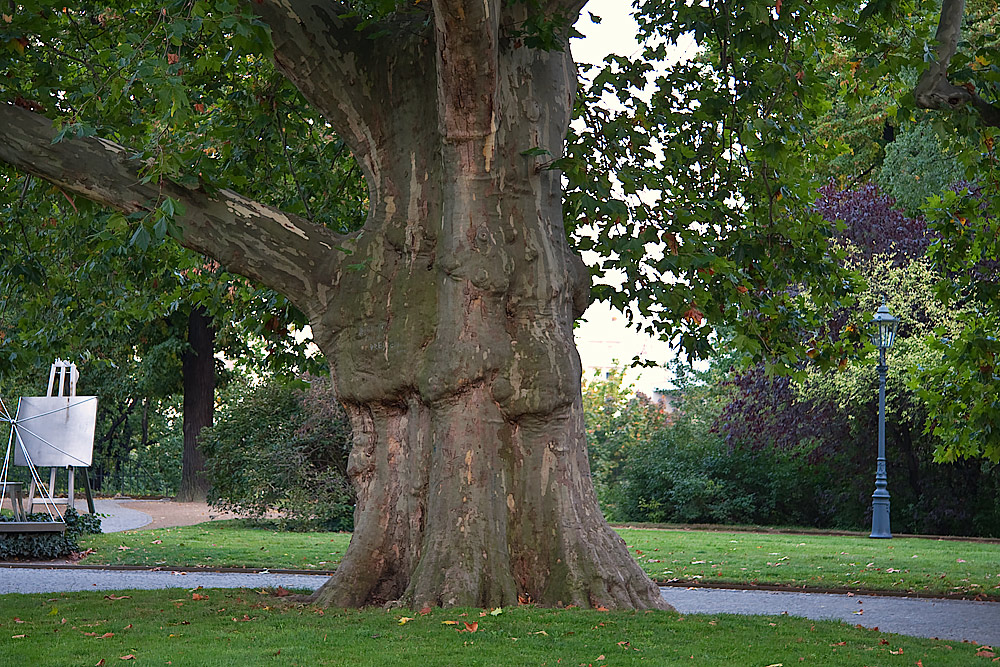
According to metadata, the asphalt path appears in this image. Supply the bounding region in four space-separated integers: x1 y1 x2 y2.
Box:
1 500 996 646
659 585 1000 645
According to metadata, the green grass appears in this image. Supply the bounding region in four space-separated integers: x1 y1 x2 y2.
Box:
77 522 1000 599
79 520 350 571
617 528 1000 598
0 588 990 666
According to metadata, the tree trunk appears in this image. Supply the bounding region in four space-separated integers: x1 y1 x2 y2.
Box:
177 307 215 502
0 0 670 610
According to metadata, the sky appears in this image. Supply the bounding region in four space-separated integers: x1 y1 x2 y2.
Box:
569 1 680 396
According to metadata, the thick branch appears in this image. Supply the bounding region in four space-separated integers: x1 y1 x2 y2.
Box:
432 0 500 142
915 0 1000 126
0 104 353 313
255 0 434 192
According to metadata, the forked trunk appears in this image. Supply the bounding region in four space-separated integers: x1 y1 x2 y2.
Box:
263 4 669 610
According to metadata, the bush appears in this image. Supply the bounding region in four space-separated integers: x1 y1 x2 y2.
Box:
201 375 354 531
0 508 103 559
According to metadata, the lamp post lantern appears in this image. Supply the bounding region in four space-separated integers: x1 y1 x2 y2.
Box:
869 302 899 539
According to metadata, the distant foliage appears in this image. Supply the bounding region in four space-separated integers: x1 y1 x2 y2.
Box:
201 376 354 531
877 122 963 217
815 182 930 262
581 367 669 521
612 368 833 527
713 367 849 463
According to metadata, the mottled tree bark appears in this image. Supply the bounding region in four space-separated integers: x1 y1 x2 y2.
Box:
177 307 215 503
0 0 669 610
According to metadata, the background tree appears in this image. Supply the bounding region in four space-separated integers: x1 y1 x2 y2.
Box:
581 366 668 520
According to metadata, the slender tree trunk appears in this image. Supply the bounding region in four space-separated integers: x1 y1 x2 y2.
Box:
177 307 215 502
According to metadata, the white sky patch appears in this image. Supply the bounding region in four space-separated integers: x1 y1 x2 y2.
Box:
570 1 694 395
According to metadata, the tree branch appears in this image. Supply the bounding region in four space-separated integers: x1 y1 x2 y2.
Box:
432 0 500 142
254 0 434 193
0 103 354 314
915 0 1000 126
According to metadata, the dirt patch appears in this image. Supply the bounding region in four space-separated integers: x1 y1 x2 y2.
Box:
115 500 250 530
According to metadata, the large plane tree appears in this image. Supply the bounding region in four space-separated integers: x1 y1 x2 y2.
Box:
6 0 992 609
0 0 672 609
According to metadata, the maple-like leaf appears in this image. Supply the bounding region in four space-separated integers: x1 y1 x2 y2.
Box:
398 617 415 625
192 593 208 601
682 304 704 325
461 622 479 633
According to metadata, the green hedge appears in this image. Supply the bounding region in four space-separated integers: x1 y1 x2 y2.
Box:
0 508 103 560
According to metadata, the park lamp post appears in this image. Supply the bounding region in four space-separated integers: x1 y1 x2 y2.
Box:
869 303 899 539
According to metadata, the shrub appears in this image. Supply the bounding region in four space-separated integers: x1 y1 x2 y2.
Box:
0 508 103 559
201 375 354 531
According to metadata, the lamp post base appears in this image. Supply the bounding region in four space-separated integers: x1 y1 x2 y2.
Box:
870 495 891 539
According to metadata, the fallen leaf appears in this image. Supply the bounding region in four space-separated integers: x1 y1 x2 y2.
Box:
12 634 25 639
14 617 24 623
977 650 997 658
889 647 903 655
151 540 162 544
96 660 106 666
441 621 459 625
398 617 415 625
595 606 609 612
119 655 135 660
490 607 503 616
104 595 131 601
461 622 478 633
831 642 847 646
419 606 432 616
274 586 290 597
192 593 208 601
124 624 132 629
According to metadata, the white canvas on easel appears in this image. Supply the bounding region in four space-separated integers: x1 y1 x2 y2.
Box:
12 360 98 513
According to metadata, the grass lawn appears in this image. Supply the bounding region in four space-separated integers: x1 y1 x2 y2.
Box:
617 528 1000 599
0 588 991 666
79 520 350 571
77 522 1000 599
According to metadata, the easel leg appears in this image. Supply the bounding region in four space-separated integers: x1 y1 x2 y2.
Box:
81 467 95 514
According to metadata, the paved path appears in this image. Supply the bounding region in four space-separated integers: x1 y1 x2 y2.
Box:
0 566 326 595
92 498 152 533
659 586 1000 645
